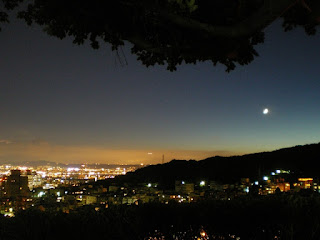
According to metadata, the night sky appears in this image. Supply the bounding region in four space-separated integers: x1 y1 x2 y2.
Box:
1 17 320 164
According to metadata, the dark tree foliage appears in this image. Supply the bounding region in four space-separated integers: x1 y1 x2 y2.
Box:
1 0 319 71
2 195 320 239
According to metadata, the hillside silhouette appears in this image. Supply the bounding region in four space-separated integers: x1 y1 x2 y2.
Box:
117 143 320 188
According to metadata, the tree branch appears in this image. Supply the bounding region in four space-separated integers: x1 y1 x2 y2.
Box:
156 0 299 38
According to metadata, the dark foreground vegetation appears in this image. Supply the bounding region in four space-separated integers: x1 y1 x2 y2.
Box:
1 194 320 240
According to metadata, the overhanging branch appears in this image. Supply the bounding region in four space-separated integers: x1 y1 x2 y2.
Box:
157 0 299 38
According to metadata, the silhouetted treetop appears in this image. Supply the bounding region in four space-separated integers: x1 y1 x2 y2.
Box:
1 0 319 71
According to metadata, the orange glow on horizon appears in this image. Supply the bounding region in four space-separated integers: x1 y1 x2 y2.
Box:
0 141 242 164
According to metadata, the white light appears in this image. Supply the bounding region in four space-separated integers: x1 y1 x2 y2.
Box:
147 183 152 187
263 176 269 181
271 172 275 175
38 191 45 197
276 170 281 174
263 108 269 114
200 181 205 187
200 231 206 237
255 181 259 185
182 181 185 184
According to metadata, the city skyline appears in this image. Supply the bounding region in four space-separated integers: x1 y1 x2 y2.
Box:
1 17 320 164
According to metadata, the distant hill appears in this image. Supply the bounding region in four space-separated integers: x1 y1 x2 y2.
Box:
0 160 140 169
0 160 65 167
117 143 320 188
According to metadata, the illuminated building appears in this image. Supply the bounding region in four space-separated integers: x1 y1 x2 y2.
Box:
175 181 194 194
27 171 43 190
76 195 97 205
3 170 30 199
276 182 290 192
297 178 313 189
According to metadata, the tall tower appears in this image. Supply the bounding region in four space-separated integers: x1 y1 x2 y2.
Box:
4 170 30 199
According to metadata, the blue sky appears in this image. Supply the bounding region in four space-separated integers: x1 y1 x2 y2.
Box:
0 18 319 164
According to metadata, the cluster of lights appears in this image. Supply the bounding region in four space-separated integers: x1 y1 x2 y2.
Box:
261 169 290 182
0 164 137 186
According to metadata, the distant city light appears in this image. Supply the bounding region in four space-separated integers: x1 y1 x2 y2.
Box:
263 176 269 181
271 172 275 175
200 181 205 187
181 181 185 184
38 191 45 197
298 178 313 182
147 183 152 187
200 231 207 237
255 181 259 185
147 152 153 155
67 167 79 172
276 170 281 174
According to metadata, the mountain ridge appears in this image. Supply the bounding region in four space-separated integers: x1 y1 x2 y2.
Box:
117 143 320 188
